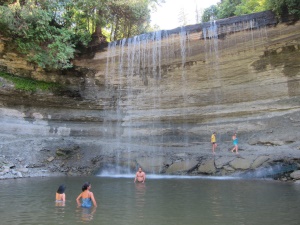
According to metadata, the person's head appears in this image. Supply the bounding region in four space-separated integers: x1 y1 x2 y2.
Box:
213 132 216 135
57 184 66 194
138 167 142 172
82 182 91 192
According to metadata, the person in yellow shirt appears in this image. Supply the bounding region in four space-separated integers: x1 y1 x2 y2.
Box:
211 132 217 154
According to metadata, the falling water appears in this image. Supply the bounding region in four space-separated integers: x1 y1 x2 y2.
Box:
103 12 274 175
179 26 190 145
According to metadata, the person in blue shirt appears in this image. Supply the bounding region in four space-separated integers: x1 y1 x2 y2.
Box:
231 133 239 154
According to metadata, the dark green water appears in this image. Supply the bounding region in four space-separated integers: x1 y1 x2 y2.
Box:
1 176 300 225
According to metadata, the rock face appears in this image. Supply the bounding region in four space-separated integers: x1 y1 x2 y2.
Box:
0 11 299 179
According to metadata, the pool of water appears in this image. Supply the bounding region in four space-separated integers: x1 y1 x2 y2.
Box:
1 176 300 225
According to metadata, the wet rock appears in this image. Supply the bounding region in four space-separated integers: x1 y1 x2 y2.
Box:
91 156 102 164
290 170 300 180
27 163 45 168
198 159 216 174
166 159 198 174
5 164 15 169
17 168 29 173
175 153 187 158
47 156 55 162
117 161 136 171
56 146 79 157
251 156 270 169
136 157 166 173
223 165 235 171
229 158 253 170
2 168 10 173
215 156 235 169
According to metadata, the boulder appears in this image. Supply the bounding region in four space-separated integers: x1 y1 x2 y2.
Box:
229 158 253 170
223 165 235 171
215 156 235 169
166 159 198 174
290 170 300 180
47 156 55 162
136 156 166 173
198 159 216 174
251 156 270 169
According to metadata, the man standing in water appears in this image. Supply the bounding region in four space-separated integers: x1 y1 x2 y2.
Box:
134 167 146 183
211 132 217 154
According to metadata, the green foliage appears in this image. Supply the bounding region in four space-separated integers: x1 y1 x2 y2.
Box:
217 0 242 19
0 0 162 70
0 1 81 70
235 0 267 16
0 71 60 92
106 0 154 41
202 5 219 22
265 0 300 19
202 0 300 22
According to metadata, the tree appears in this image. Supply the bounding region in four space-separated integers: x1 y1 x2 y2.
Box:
194 3 204 24
0 0 164 69
235 0 267 16
106 0 160 41
201 0 300 22
178 7 189 27
202 5 219 22
264 0 300 20
217 0 242 19
0 1 79 69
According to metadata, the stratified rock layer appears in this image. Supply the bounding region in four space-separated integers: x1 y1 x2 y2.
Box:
0 11 299 178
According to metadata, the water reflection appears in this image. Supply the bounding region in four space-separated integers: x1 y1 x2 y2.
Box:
55 201 65 207
210 183 223 219
1 177 300 225
75 206 96 222
53 201 66 224
135 183 146 219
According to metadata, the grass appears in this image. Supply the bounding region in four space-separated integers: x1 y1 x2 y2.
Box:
0 71 60 92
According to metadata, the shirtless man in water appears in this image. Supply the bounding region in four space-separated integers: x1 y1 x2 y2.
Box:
134 167 146 183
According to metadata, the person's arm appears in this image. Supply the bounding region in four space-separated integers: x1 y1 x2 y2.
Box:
143 173 146 183
90 192 97 207
62 193 66 202
134 173 137 183
76 193 82 206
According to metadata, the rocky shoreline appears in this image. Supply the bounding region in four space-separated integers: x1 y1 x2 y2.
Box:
1 135 300 183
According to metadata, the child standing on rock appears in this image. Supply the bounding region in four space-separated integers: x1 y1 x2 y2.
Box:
211 132 217 155
231 133 239 154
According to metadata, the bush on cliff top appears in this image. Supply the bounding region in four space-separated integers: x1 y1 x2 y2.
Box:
0 71 60 92
202 0 300 22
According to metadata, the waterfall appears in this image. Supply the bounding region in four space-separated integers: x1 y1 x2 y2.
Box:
103 27 198 173
102 13 273 175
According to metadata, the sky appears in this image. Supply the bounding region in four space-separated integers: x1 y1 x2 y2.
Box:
151 0 220 30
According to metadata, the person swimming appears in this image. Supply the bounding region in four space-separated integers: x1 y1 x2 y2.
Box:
76 182 97 208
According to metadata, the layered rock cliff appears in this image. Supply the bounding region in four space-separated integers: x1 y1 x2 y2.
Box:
0 11 299 179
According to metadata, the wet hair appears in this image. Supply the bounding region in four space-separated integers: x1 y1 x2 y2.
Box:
57 185 66 194
82 182 91 192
